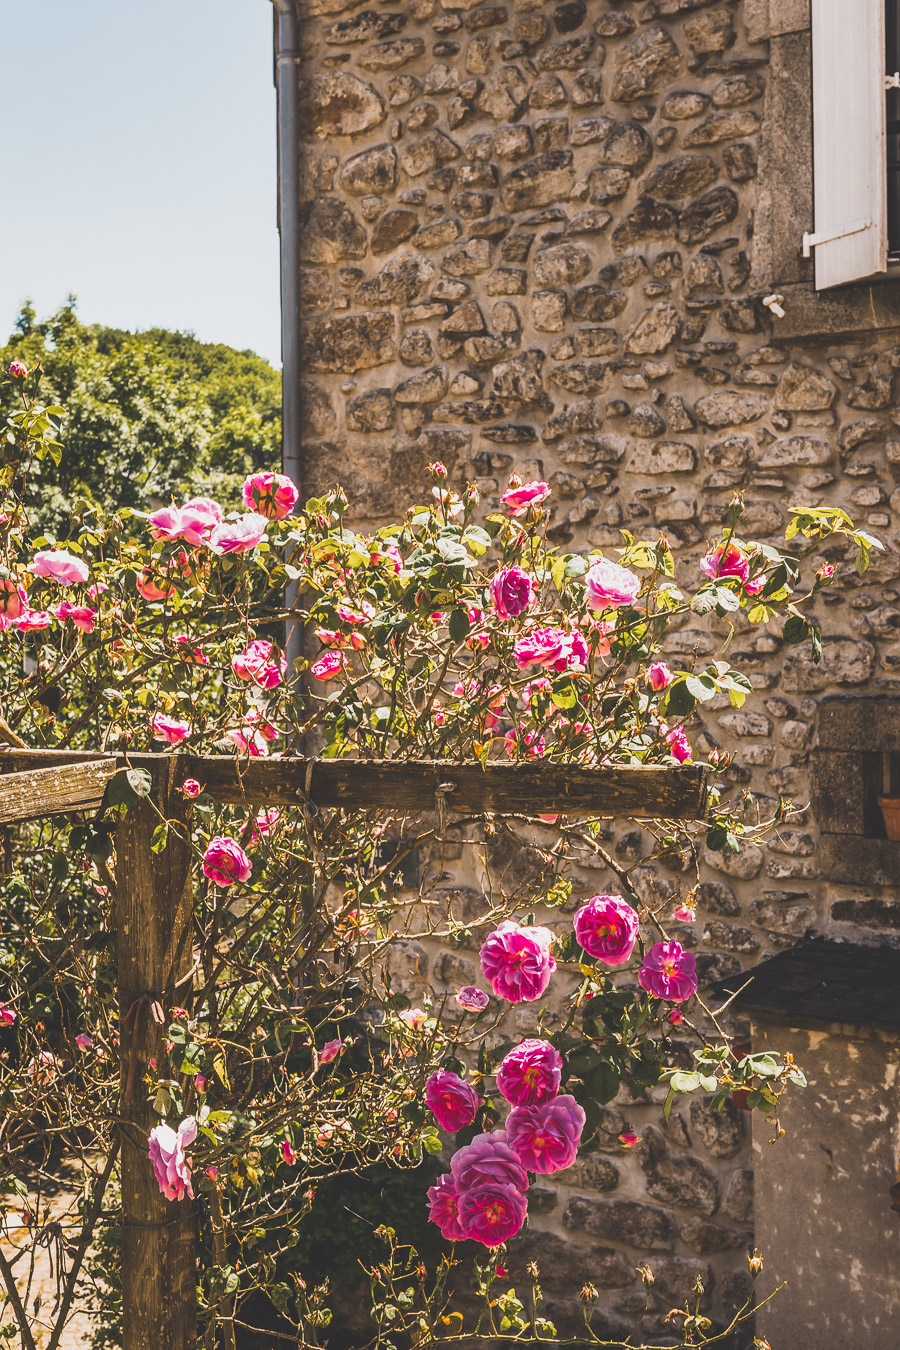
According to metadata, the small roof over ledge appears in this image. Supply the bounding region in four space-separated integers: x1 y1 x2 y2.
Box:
714 938 900 1034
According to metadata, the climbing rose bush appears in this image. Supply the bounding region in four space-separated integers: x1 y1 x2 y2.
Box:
0 365 883 1349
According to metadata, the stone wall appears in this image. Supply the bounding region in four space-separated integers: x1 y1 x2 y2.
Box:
292 0 900 1337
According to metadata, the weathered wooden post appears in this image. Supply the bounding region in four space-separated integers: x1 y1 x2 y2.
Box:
116 757 197 1350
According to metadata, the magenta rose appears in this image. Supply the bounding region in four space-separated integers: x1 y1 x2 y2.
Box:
242 471 299 521
573 895 640 966
489 566 534 620
29 549 89 586
496 1039 562 1107
500 479 550 516
311 650 347 681
506 1094 586 1174
647 661 673 691
427 1172 467 1242
56 602 97 633
480 920 556 1003
151 714 190 746
450 1129 528 1194
232 639 287 690
584 559 640 611
638 941 697 1002
513 626 589 674
665 726 692 763
425 1069 482 1132
455 986 489 1013
202 836 252 887
700 541 763 594
458 1182 527 1246
148 1117 197 1202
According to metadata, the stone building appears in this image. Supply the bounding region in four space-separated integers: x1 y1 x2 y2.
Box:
269 0 900 1340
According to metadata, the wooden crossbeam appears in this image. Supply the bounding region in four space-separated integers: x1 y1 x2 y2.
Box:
0 749 709 821
0 757 119 824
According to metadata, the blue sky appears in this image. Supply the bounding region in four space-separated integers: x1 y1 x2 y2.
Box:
0 0 282 365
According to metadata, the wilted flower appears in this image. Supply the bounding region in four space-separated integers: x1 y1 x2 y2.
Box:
56 602 97 634
1 1007 16 1026
281 1139 298 1165
673 903 696 923
75 1033 93 1051
619 1131 640 1149
0 579 27 620
319 1038 344 1064
665 726 693 763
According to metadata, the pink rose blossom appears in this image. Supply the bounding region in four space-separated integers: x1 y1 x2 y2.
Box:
700 542 763 594
489 566 534 620
8 360 27 379
0 580 27 620
665 726 693 763
573 895 640 966
202 837 252 887
1 1007 16 1026
251 807 280 842
209 513 268 555
501 480 551 516
513 626 589 674
673 903 696 923
148 1117 197 1202
506 1094 586 1174
427 1173 467 1242
281 1140 298 1165
620 1131 640 1148
136 570 174 602
232 639 286 690
182 779 202 799
147 506 184 542
55 602 97 634
647 662 673 691
319 1038 344 1064
177 500 221 546
496 1039 562 1107
638 941 697 1003
336 600 375 624
458 1182 527 1246
242 472 299 520
311 650 347 681
14 610 52 630
425 1070 482 1132
29 550 89 586
75 1033 93 1051
455 986 489 1013
205 1166 219 1180
151 714 190 745
450 1130 528 1195
585 559 640 611
480 920 556 1004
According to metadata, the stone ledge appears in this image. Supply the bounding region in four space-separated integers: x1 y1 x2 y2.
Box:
771 279 900 341
745 0 810 43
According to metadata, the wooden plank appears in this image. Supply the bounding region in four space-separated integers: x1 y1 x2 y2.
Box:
0 758 118 823
0 750 709 820
117 758 197 1350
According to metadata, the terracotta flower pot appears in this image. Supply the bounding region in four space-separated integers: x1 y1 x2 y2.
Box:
878 796 900 841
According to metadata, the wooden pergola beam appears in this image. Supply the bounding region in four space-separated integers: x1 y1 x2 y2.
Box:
0 749 709 822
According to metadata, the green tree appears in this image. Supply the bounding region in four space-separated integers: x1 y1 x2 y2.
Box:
1 299 282 529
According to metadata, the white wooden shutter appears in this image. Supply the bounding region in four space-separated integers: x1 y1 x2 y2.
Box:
810 0 887 289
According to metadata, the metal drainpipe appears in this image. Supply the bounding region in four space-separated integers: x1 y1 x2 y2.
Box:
271 0 303 672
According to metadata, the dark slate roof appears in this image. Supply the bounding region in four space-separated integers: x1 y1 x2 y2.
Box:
712 939 900 1032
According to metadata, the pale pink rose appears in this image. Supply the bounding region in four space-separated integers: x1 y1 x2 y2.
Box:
147 506 184 541
319 1038 344 1064
455 986 489 1013
506 1094 586 1174
14 610 52 630
29 550 89 586
311 650 347 681
513 626 589 674
0 1007 16 1026
585 559 640 611
573 895 640 966
136 570 174 602
151 714 190 745
177 499 222 546
75 1033 94 1051
55 602 97 634
425 1069 482 1132
148 1117 197 1202
638 941 697 1002
281 1140 298 1165
209 513 268 554
427 1173 467 1242
480 920 556 1003
241 472 299 521
0 580 27 619
87 583 108 600
202 836 252 887
501 480 550 516
647 662 673 691
182 779 202 799
458 1182 527 1246
231 639 286 690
